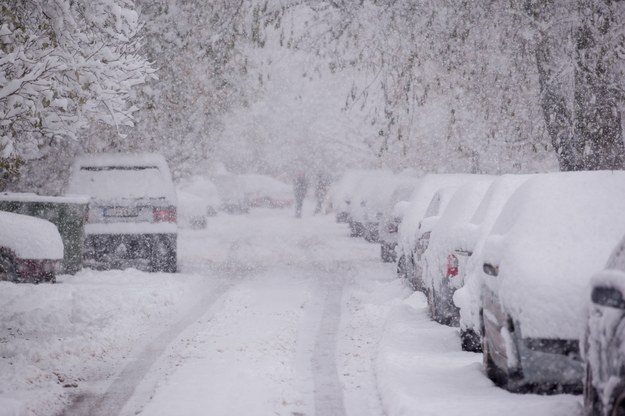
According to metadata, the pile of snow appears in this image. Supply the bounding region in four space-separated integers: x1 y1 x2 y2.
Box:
66 153 176 203
481 171 625 339
0 211 63 260
453 174 533 333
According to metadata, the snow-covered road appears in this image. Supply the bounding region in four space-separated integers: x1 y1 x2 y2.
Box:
1 206 581 416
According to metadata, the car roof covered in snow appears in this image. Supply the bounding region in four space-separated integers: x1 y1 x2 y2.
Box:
66 153 176 202
482 170 625 339
0 211 63 260
397 173 480 255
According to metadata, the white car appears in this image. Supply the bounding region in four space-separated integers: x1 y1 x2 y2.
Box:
0 211 63 283
453 174 532 352
177 175 222 229
396 174 478 288
480 171 625 393
66 153 177 272
422 177 494 326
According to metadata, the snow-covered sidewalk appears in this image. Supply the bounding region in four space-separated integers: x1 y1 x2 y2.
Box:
0 207 581 416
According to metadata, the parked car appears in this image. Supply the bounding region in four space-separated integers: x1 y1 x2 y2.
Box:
452 174 532 352
358 173 412 243
378 178 420 262
176 175 221 229
238 174 294 209
330 169 375 223
211 174 250 214
66 153 178 272
0 211 63 283
409 186 459 291
422 177 494 326
346 170 393 238
396 174 477 286
480 171 625 393
584 234 625 416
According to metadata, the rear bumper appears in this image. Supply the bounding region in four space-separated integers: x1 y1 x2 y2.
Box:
83 232 176 271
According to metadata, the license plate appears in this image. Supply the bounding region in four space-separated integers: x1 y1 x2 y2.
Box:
104 207 138 217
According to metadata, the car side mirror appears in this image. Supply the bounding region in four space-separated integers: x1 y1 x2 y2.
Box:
483 263 499 277
591 286 625 309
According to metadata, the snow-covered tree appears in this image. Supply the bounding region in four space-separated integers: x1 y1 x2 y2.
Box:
0 0 154 189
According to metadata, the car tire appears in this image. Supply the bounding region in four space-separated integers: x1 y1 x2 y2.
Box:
397 254 407 279
608 382 625 416
150 236 177 273
381 243 396 263
460 328 482 353
0 252 17 282
585 362 603 416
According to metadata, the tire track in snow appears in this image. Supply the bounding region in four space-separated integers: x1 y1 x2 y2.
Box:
59 272 241 416
312 279 347 416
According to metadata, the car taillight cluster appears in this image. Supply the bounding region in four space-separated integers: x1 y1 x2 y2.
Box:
153 206 177 222
447 254 459 277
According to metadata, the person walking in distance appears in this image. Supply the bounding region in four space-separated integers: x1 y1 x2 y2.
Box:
293 172 309 218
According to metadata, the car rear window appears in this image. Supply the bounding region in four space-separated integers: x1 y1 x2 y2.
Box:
69 165 169 201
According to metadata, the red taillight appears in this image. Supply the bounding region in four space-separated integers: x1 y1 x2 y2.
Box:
153 206 177 222
447 254 459 277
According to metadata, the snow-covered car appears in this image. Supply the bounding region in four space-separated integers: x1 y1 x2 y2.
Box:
66 153 177 272
584 234 625 416
396 174 478 285
211 174 250 214
330 169 380 224
347 170 394 239
377 177 420 261
480 171 625 394
177 175 222 229
378 179 420 262
409 186 459 291
238 174 294 209
452 174 532 352
422 177 494 326
0 211 63 283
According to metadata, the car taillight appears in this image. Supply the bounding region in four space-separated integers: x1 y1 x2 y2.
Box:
447 254 459 277
153 206 177 222
387 222 398 233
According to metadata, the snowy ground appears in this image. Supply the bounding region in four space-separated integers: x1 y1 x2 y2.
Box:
0 203 581 416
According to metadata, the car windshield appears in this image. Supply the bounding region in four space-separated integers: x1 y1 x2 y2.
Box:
69 166 166 201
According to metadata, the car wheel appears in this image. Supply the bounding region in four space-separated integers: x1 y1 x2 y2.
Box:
482 326 507 387
585 362 603 416
150 236 177 273
381 243 395 263
397 254 407 279
460 328 482 353
0 252 17 282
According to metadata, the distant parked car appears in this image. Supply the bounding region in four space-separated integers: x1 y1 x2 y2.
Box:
480 171 625 394
422 177 494 326
0 211 63 283
66 153 177 272
584 234 625 416
330 170 376 223
452 175 532 352
211 174 250 214
177 175 221 229
238 174 294 209
346 170 393 238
